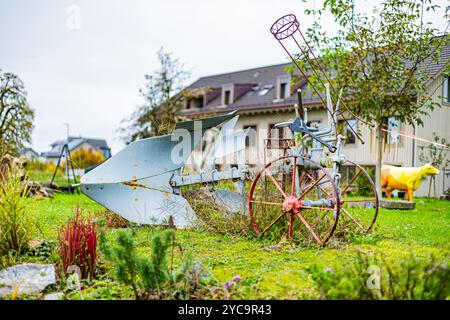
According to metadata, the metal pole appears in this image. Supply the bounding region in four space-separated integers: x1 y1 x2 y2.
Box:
65 144 71 194
67 146 79 194
50 145 64 186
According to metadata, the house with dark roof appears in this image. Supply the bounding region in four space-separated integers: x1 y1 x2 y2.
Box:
41 136 111 164
20 147 39 160
181 42 450 197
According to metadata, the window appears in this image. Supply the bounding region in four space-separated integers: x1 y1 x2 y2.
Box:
258 85 273 96
243 125 257 147
444 76 450 103
259 88 270 96
279 82 288 99
268 124 285 148
277 75 290 99
338 119 357 144
221 85 233 105
243 125 257 164
187 97 203 109
250 85 260 95
387 117 401 144
444 169 450 193
224 90 231 105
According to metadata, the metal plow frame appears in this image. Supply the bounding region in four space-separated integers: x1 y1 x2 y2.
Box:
80 13 380 243
80 111 250 226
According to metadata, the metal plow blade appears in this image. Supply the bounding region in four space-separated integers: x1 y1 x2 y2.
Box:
81 134 187 185
80 111 242 226
211 117 249 160
81 183 195 226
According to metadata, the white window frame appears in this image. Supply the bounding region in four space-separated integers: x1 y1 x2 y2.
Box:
221 84 234 106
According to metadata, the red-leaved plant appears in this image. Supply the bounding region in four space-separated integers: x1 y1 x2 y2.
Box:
58 207 98 279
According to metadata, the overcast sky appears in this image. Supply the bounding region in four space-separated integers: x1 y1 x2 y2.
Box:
0 0 448 154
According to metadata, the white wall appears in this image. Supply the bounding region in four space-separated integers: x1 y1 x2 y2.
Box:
414 72 450 197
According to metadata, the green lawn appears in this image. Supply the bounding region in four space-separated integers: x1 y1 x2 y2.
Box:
26 193 449 299
27 170 81 188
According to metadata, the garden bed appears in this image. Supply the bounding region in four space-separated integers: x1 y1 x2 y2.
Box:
0 193 447 300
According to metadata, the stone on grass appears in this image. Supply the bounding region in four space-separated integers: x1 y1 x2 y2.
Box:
44 292 65 300
380 200 415 210
0 263 56 297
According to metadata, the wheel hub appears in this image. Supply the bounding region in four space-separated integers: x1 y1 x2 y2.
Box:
282 195 302 213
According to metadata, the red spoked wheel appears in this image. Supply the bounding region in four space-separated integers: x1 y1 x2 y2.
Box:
248 155 340 245
338 160 379 233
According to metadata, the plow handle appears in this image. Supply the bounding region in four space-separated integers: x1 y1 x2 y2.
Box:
297 88 305 121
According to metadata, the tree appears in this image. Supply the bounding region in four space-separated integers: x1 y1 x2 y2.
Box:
121 48 190 143
299 0 449 198
0 70 34 156
419 132 450 197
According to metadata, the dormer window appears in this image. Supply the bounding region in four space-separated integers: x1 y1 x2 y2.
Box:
221 84 234 106
280 82 288 99
224 90 231 105
277 75 290 100
186 96 204 109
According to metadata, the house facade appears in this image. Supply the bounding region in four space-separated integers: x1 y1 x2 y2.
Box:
20 147 39 160
41 136 112 164
182 52 450 197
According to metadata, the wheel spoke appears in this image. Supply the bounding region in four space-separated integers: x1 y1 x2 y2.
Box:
249 200 283 206
298 173 326 200
341 169 362 195
289 213 294 238
291 157 297 195
341 208 366 232
305 171 331 198
264 168 287 198
296 212 322 244
257 184 282 199
262 210 287 234
300 205 335 211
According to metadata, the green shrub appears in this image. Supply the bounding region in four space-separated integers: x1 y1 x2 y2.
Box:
99 227 208 300
308 251 449 300
0 166 35 255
